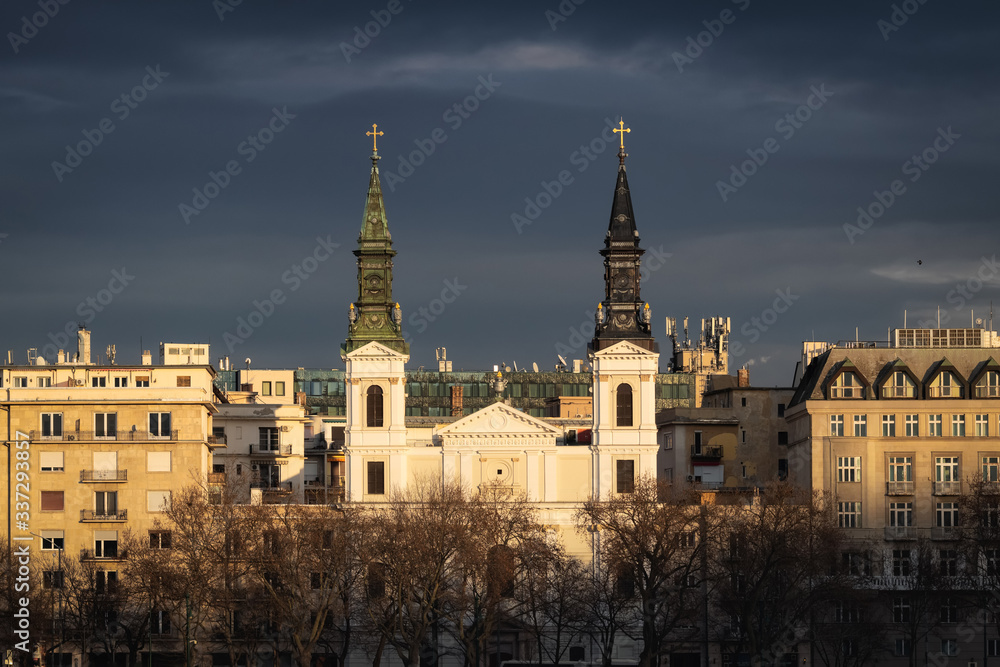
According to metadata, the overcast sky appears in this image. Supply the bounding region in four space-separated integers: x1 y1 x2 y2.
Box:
2 0 998 386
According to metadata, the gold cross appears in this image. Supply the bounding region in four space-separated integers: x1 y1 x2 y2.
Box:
366 123 384 151
614 118 630 150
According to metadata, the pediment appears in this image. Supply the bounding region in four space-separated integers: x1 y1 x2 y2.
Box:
592 340 657 359
343 340 409 360
436 402 563 440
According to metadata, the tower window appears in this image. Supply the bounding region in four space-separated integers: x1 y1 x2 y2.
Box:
366 385 384 427
616 384 633 427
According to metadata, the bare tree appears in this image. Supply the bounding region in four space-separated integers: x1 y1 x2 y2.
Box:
577 537 641 667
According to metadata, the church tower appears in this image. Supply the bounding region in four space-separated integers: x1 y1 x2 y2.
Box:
588 120 660 497
342 125 409 501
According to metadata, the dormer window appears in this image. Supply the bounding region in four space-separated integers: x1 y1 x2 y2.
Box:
929 371 962 398
831 372 865 399
976 370 1000 398
883 371 916 399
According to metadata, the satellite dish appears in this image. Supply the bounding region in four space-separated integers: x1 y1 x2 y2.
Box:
504 366 511 372
245 358 252 365
557 355 567 366
532 362 539 373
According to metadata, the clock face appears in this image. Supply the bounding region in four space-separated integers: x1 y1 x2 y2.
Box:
614 273 630 289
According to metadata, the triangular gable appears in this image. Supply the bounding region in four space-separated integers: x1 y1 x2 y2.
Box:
436 401 563 440
343 340 409 360
874 358 920 397
592 339 658 359
970 356 1000 388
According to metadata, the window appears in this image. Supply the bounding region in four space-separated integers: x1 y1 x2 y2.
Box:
936 457 960 492
939 550 958 577
149 531 172 549
135 376 149 387
777 431 788 445
892 549 912 576
13 377 27 387
837 456 861 482
741 397 747 407
885 371 915 398
41 491 64 511
113 377 127 387
366 385 384 428
41 531 64 551
663 433 673 450
837 502 862 528
177 376 191 387
841 640 856 657
941 639 958 657
95 491 119 518
95 412 117 438
96 570 118 594
39 451 64 472
894 638 912 657
275 381 285 396
261 381 272 396
147 451 171 472
151 610 171 636
94 531 118 558
853 415 867 436
148 491 171 512
92 376 106 387
310 572 325 590
41 412 63 437
882 414 895 437
841 551 870 576
694 431 703 448
616 459 635 494
889 502 912 528
778 459 788 480
905 414 919 436
258 427 279 450
929 414 942 436
43 571 65 589
616 384 633 427
835 601 861 623
888 456 912 492
930 371 961 398
778 403 785 417
893 597 911 622
976 414 990 437
988 639 1000 657
977 370 1000 397
367 461 385 495
149 412 172 438
984 456 1000 482
951 414 966 436
831 372 864 398
936 502 958 528
988 550 1000 576
830 415 844 436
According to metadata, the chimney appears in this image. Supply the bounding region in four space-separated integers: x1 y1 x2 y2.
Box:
77 327 91 365
141 350 152 366
738 368 750 387
57 349 66 364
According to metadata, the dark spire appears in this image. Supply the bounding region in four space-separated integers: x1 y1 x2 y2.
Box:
343 125 409 356
590 119 658 354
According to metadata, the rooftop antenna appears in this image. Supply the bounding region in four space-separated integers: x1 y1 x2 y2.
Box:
904 310 907 328
513 361 519 372
937 306 941 328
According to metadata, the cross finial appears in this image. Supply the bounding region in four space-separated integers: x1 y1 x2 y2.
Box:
613 118 630 150
366 123 384 152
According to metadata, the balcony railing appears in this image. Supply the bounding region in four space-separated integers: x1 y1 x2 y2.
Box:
983 481 1000 494
251 481 293 492
976 386 1000 398
80 470 127 482
882 386 915 398
250 443 292 455
208 434 227 445
928 387 962 398
830 387 865 399
80 509 127 522
931 526 958 540
884 526 915 540
886 481 914 495
80 548 125 561
207 472 226 484
934 480 961 495
691 445 723 459
28 430 178 441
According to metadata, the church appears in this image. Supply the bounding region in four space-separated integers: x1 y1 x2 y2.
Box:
339 122 661 553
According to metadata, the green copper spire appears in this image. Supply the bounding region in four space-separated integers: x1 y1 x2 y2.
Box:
343 125 409 355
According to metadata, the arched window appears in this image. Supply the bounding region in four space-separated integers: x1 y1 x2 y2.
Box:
366 385 384 427
616 384 633 427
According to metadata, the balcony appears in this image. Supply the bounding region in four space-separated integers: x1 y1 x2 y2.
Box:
251 481 292 493
931 526 958 540
983 481 1000 494
28 430 178 441
207 472 226 484
80 548 125 561
884 526 916 540
250 443 292 456
80 470 127 482
934 481 961 495
886 481 915 495
81 509 127 522
691 444 723 459
208 434 227 445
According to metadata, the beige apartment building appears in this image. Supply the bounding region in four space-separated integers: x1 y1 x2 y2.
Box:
1 332 220 576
